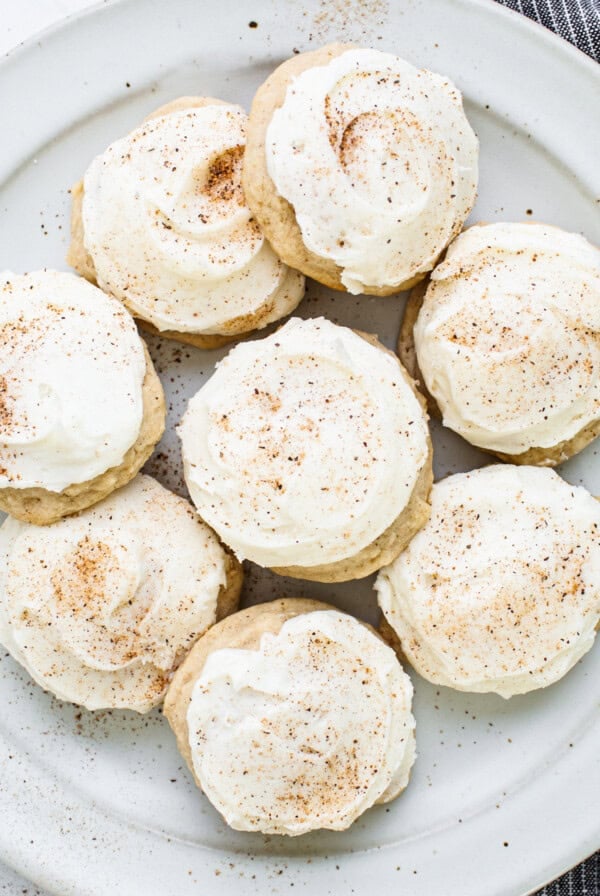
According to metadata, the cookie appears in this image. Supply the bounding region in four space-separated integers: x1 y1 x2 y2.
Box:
178 316 432 582
400 222 600 465
164 599 415 834
0 271 165 524
243 44 478 295
0 474 242 712
68 97 304 348
376 465 600 697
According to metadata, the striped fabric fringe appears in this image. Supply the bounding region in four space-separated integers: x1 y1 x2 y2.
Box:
539 851 599 896
494 0 600 61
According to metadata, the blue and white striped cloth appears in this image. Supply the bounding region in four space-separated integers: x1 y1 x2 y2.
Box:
493 4 599 891
495 0 600 60
538 853 600 895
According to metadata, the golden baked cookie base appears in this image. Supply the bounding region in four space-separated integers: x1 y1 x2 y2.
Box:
378 615 410 665
214 550 244 623
398 280 600 467
67 97 295 349
243 42 449 297
0 343 165 525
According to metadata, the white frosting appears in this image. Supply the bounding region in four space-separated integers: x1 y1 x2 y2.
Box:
82 103 304 334
414 223 600 453
187 610 415 834
266 48 478 294
0 270 146 492
179 317 429 568
376 465 600 697
0 475 228 712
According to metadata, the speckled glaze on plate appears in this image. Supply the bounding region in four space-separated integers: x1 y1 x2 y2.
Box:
0 1 599 894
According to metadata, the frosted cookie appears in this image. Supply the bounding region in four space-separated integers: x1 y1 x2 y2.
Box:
400 223 600 465
0 475 242 712
243 44 478 296
0 271 165 525
68 96 305 349
179 317 432 582
375 465 600 697
164 599 415 835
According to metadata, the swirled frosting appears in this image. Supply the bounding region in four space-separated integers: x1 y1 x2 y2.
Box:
179 317 429 568
82 102 304 334
0 475 229 712
414 223 600 453
187 610 415 834
0 270 145 492
375 465 600 697
265 48 478 293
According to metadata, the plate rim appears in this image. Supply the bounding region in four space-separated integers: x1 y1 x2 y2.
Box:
4 0 599 77
0 1 598 894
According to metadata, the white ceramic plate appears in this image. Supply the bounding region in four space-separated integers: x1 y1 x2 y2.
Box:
1 1 599 894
